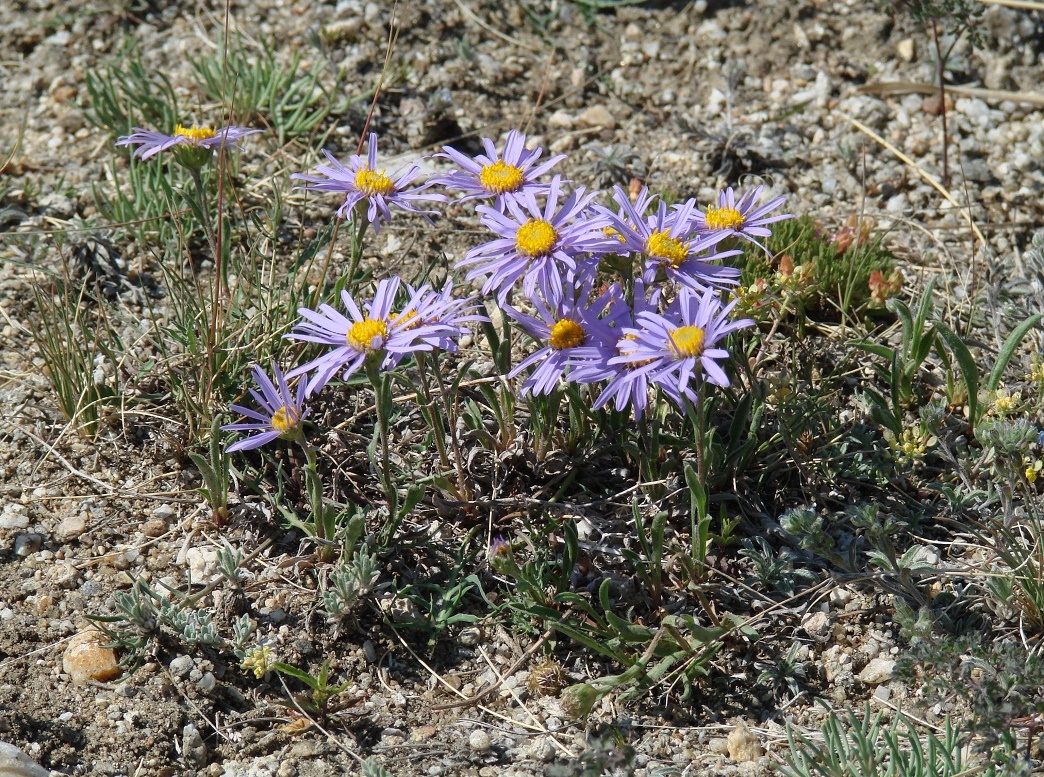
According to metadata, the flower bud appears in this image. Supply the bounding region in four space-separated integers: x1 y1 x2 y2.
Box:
561 682 600 720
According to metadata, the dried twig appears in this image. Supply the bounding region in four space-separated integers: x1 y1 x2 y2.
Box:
975 0 1044 10
450 0 541 52
433 626 555 711
839 113 987 248
860 80 1044 108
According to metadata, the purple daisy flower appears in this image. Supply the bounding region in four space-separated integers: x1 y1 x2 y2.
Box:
398 281 488 352
609 287 753 410
582 280 663 419
287 277 450 395
506 280 627 396
116 124 261 163
457 177 610 303
432 129 566 209
599 186 741 292
291 133 445 233
222 364 309 453
689 185 792 250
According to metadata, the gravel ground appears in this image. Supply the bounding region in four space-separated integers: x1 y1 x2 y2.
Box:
1 0 1043 774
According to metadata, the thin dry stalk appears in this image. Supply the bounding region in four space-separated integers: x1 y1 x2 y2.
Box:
840 113 987 248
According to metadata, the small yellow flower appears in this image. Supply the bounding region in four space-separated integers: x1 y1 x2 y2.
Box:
241 645 273 679
478 160 525 194
704 205 746 231
645 230 689 268
736 278 770 314
774 254 814 295
1027 359 1044 384
988 388 1021 416
1024 457 1042 484
887 426 936 465
516 219 558 257
549 318 586 350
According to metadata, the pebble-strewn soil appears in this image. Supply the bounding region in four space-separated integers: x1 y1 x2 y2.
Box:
1 0 1043 774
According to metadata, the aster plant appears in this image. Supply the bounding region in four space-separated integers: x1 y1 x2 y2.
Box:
610 286 753 405
505 279 627 397
690 185 792 251
599 186 742 293
578 280 663 420
116 123 261 169
402 281 487 353
433 129 566 210
287 277 465 396
405 281 487 501
609 286 754 484
222 365 339 556
288 277 480 529
222 363 309 452
457 177 613 303
292 132 444 234
115 121 262 348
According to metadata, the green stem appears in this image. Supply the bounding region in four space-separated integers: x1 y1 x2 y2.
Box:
187 167 224 417
637 413 653 485
365 358 398 526
346 209 369 294
931 18 949 188
415 353 453 476
300 438 322 536
693 376 707 488
297 435 335 561
188 167 221 282
432 350 470 501
310 217 342 311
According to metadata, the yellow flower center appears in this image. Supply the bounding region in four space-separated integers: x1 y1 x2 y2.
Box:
270 405 300 435
704 206 745 231
174 124 217 142
390 309 420 329
618 333 654 367
347 318 389 352
478 160 525 194
669 325 706 358
603 226 626 243
645 230 689 268
355 168 396 197
516 219 558 257
549 319 585 350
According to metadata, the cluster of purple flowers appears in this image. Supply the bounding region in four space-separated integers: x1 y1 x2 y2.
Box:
422 129 787 418
499 276 756 419
220 277 482 451
115 122 788 444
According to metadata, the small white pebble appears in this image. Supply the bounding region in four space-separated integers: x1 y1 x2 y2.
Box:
468 729 491 753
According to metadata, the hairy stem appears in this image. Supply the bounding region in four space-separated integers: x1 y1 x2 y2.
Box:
432 350 470 501
414 353 454 477
931 18 950 188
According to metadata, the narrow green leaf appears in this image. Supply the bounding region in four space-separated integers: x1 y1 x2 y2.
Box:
934 322 980 428
986 313 1043 391
727 391 754 458
887 298 914 352
852 340 895 360
912 276 937 339
272 662 319 689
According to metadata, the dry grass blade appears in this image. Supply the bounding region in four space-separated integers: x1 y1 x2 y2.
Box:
860 80 1044 108
839 112 987 247
975 0 1044 9
449 0 541 52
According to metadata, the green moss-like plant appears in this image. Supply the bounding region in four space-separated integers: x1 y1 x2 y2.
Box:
736 215 899 327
